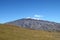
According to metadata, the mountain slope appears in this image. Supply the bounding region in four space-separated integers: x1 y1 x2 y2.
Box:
0 24 60 40
6 18 60 32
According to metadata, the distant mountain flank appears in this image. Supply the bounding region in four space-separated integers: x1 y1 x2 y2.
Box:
5 18 60 32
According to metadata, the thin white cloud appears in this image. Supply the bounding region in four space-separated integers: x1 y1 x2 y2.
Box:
33 14 43 20
26 14 44 20
26 17 31 18
34 14 43 18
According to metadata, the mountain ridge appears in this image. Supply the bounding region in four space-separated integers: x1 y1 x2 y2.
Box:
5 18 60 32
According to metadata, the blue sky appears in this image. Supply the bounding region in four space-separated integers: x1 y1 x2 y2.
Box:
0 0 60 23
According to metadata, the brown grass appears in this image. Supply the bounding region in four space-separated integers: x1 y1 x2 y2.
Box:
0 24 60 40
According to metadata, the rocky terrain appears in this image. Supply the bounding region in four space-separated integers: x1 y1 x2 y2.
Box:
5 18 60 32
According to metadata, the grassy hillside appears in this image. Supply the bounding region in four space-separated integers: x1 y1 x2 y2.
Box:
0 24 60 40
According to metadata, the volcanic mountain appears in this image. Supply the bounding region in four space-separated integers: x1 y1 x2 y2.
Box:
5 18 60 32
